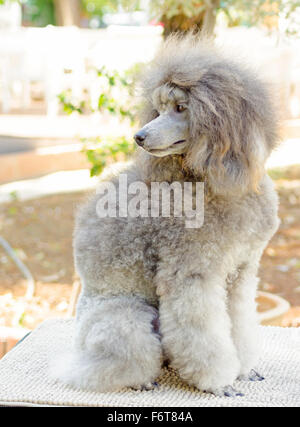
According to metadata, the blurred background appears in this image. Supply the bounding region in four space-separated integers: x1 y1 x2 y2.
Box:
0 0 300 356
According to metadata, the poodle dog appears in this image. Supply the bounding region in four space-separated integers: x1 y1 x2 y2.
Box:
53 35 280 397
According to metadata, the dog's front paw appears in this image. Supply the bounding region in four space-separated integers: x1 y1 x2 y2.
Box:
205 385 244 398
130 382 159 391
238 369 264 382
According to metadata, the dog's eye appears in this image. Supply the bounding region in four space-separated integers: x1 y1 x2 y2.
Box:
175 104 186 113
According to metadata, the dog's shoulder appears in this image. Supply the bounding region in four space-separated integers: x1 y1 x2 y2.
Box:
236 173 279 240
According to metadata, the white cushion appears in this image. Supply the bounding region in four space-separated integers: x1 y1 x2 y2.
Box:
0 319 299 407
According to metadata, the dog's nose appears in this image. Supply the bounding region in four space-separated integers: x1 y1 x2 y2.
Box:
134 130 147 147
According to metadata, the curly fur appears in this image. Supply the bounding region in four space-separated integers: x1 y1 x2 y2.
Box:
50 34 280 396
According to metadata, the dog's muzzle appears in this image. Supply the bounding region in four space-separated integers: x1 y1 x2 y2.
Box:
134 130 147 147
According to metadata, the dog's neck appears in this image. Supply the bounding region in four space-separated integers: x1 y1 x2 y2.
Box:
136 150 201 184
135 151 221 202
135 150 243 202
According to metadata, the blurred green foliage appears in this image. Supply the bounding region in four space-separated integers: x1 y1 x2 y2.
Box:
22 0 56 26
0 0 56 26
81 0 141 17
1 0 299 35
220 0 300 35
58 66 139 176
150 0 300 25
150 0 300 36
83 136 136 176
58 66 136 120
0 0 141 27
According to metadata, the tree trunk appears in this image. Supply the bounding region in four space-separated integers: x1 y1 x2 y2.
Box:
161 12 205 38
202 0 220 37
161 1 220 38
54 0 81 26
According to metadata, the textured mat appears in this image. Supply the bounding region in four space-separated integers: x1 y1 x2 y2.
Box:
0 319 299 407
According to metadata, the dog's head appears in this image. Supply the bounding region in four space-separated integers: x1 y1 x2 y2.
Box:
134 84 190 157
135 34 279 196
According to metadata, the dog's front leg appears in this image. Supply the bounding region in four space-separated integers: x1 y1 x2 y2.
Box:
158 274 242 396
228 258 264 381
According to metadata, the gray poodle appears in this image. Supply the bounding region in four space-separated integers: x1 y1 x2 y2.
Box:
52 35 279 397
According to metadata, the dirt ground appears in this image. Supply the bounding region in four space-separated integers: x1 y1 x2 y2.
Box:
0 166 300 329
0 191 88 329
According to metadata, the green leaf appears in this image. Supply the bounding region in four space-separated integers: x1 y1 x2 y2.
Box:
108 75 116 86
90 164 103 177
98 93 108 109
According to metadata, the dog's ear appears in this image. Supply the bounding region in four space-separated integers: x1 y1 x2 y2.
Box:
185 72 278 196
187 119 271 197
206 126 269 196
